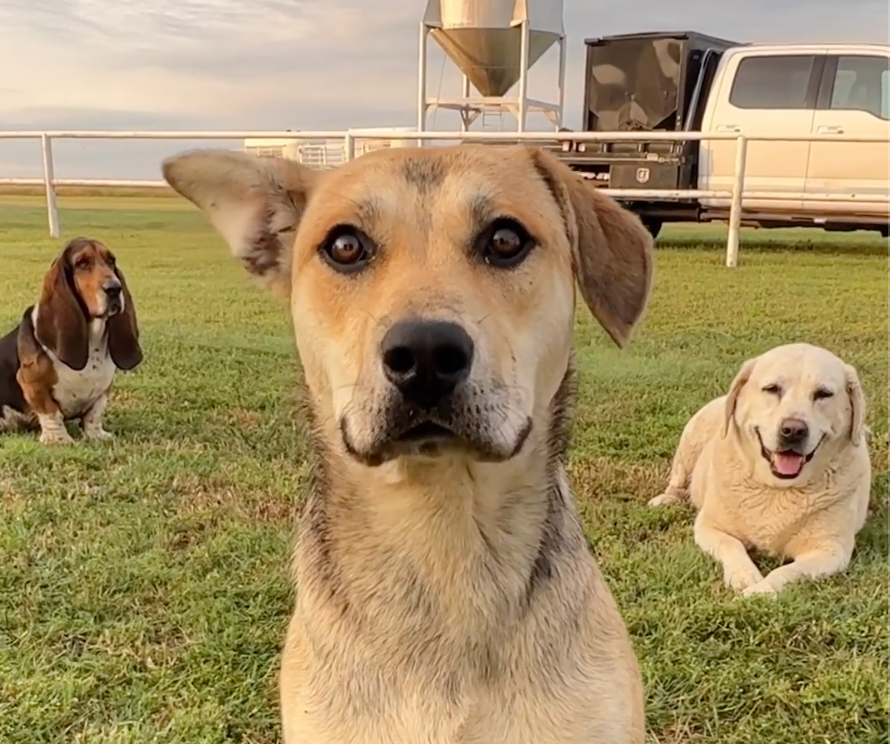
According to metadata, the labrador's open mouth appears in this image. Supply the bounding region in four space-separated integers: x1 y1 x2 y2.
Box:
755 428 823 480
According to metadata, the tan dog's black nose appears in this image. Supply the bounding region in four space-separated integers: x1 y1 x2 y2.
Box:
381 320 474 409
779 418 809 445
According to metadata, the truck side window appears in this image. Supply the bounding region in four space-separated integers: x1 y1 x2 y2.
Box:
729 55 816 109
828 55 890 120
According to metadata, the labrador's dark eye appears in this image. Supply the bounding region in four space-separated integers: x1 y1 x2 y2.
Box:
478 218 535 268
813 387 834 400
319 227 374 273
762 383 782 395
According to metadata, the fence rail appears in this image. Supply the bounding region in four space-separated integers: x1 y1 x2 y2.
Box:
1 129 887 268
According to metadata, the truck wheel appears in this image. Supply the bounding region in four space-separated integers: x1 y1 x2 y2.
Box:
641 218 663 240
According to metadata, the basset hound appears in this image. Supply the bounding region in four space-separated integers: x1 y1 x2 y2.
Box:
0 238 142 444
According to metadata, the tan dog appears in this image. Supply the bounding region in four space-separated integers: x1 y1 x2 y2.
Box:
162 144 653 744
650 343 871 597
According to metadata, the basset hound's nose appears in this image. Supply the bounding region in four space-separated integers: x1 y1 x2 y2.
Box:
104 281 122 298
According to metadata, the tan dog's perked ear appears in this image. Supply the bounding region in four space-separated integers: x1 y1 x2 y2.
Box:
722 357 757 438
161 149 318 296
36 252 89 370
526 147 653 347
107 266 143 370
844 363 867 446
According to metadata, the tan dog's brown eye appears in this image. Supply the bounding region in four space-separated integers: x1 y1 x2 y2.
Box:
479 219 534 268
331 235 362 263
762 383 781 395
813 387 834 400
320 227 374 273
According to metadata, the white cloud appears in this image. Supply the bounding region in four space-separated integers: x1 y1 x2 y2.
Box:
0 0 887 178
0 0 419 118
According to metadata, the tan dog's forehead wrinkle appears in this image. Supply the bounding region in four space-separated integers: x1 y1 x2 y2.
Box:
399 157 447 194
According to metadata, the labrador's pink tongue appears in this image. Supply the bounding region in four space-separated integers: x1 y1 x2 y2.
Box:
772 452 804 476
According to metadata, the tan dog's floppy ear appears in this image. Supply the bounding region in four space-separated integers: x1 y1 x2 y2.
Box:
844 363 867 446
722 357 756 438
526 147 653 347
161 149 317 296
107 266 142 370
36 251 89 370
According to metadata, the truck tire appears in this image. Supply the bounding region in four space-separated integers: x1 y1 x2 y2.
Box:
640 217 663 240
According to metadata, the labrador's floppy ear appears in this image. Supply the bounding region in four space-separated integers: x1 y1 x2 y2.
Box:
107 265 143 371
843 363 867 447
35 249 90 370
161 149 318 296
723 357 757 438
526 147 653 347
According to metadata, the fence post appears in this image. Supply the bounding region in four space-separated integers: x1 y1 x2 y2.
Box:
343 133 355 162
725 134 747 268
41 134 60 238
517 19 530 132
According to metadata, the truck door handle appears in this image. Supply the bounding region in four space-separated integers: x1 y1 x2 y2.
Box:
716 125 741 132
817 125 845 134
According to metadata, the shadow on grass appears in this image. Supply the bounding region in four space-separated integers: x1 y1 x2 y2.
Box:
859 471 890 562
659 233 888 257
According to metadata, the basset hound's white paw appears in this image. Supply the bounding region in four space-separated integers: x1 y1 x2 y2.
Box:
84 427 115 442
39 428 75 445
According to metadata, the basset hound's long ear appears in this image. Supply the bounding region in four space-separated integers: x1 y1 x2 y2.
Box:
524 147 654 347
161 149 318 297
107 265 142 370
35 250 89 370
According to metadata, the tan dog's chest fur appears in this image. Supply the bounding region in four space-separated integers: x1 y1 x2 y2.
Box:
283 396 641 744
162 144 653 743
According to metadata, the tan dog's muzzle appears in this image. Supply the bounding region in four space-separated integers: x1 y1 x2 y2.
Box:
340 316 532 467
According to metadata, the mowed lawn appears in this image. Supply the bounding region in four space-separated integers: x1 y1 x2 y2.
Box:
0 194 887 744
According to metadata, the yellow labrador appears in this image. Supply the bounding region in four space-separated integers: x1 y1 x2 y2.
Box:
162 144 653 743
650 343 871 596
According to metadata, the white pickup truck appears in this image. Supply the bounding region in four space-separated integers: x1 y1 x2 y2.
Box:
556 32 890 237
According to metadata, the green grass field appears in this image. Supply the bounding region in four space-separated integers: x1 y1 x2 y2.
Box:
0 194 887 744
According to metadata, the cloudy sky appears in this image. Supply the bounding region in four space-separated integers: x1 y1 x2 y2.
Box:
0 0 887 179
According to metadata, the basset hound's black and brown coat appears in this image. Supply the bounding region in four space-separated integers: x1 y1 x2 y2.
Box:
0 238 142 444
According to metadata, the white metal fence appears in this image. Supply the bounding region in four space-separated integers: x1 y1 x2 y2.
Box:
0 129 886 268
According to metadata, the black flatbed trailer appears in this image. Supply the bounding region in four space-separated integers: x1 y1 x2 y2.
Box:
548 31 743 236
